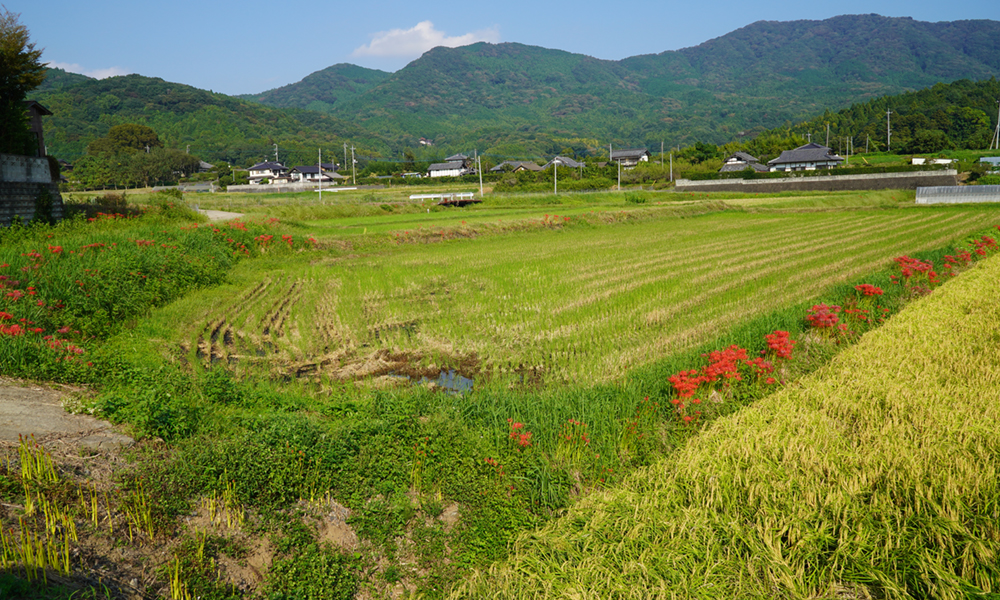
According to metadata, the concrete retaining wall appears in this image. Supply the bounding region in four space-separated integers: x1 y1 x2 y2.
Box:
674 170 958 194
0 154 64 226
916 185 1000 204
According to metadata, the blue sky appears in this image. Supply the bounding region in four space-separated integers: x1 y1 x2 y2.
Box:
12 0 999 96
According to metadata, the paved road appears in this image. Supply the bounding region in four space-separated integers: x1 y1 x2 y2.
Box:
0 381 132 451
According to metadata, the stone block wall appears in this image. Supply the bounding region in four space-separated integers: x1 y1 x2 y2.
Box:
0 153 64 226
674 170 959 194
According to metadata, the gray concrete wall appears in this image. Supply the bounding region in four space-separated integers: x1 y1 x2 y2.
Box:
916 185 1000 204
674 170 958 194
0 154 64 226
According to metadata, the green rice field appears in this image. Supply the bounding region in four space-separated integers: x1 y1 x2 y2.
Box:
157 204 1000 388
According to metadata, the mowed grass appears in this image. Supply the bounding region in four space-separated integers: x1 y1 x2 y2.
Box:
452 252 1000 600
157 204 1000 387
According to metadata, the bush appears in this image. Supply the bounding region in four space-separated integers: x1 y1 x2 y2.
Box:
265 543 358 600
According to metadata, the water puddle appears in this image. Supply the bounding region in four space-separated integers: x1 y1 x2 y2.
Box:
390 369 475 394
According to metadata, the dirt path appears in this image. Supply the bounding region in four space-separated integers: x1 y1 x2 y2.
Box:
0 379 132 450
198 209 244 221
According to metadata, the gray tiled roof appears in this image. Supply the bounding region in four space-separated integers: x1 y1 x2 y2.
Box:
611 148 649 160
428 161 466 171
544 156 585 169
490 160 542 172
292 164 337 174
767 143 843 166
726 152 760 163
720 162 769 173
248 161 287 172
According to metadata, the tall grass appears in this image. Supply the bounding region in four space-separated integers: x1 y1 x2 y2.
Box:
452 253 1000 599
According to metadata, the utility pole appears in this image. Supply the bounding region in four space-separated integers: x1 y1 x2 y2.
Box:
274 143 278 163
886 110 892 153
866 135 870 154
343 143 348 171
660 140 664 167
554 158 558 195
806 133 811 143
318 148 323 201
825 123 830 147
186 144 190 154
477 155 483 197
990 99 1000 151
669 151 673 183
351 146 356 185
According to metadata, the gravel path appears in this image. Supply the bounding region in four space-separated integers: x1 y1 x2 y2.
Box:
198 209 244 221
0 380 132 451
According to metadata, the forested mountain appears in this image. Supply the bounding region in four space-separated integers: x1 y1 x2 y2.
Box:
782 77 1000 155
246 15 1000 157
32 72 390 165
237 63 391 114
33 15 1000 165
35 67 92 92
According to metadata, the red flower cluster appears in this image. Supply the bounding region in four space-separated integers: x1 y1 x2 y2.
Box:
854 284 883 297
892 255 938 285
507 419 533 448
764 330 796 359
806 304 840 329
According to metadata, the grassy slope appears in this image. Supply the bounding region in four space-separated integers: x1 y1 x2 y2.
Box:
454 254 1000 599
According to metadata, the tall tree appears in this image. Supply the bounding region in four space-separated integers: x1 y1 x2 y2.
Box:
86 123 163 155
0 8 46 154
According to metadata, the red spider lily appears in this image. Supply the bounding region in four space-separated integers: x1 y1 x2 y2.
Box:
806 304 840 329
854 284 883 297
0 311 12 320
764 330 796 359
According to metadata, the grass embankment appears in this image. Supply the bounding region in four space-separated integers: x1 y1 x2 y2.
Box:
454 254 1000 599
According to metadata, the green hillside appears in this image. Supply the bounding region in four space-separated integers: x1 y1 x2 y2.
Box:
783 77 1000 154
237 63 391 113
33 73 390 165
247 14 1000 155
35 67 92 92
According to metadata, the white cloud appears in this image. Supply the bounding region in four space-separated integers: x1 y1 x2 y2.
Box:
352 21 500 58
46 62 133 79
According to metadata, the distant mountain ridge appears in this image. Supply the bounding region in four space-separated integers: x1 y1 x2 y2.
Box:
236 63 391 113
32 73 389 164
243 14 1000 155
32 15 1000 163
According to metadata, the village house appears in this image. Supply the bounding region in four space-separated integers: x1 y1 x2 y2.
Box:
247 161 289 184
490 160 542 173
719 151 768 173
767 143 844 172
427 160 467 178
543 156 585 169
25 101 52 157
610 148 650 169
427 154 474 178
290 163 343 183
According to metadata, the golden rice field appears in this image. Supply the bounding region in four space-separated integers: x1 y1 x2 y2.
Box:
161 204 1000 387
450 249 1000 600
